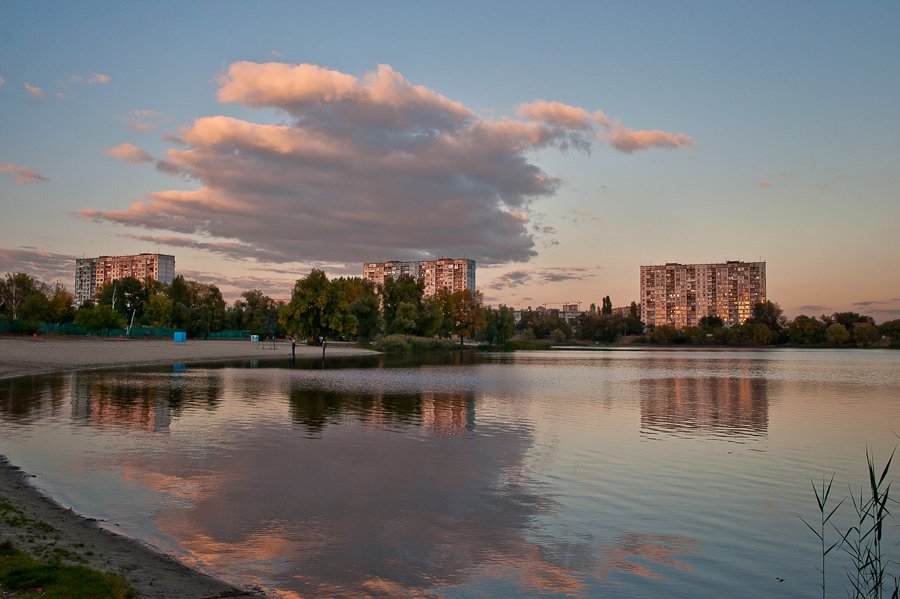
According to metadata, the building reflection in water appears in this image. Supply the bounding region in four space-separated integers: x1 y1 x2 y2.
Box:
68 368 224 432
288 388 475 436
639 367 768 439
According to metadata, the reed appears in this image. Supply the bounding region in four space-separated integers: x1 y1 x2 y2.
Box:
803 449 898 598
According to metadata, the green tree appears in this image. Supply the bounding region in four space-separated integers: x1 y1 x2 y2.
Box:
747 301 787 332
342 278 381 342
280 269 332 340
700 315 724 329
228 289 279 335
851 322 879 347
650 325 680 344
381 275 424 335
0 273 47 320
188 282 226 338
788 315 825 345
601 295 613 315
47 282 75 323
74 304 126 334
96 277 146 319
449 289 486 344
825 322 850 345
878 319 900 345
144 294 173 328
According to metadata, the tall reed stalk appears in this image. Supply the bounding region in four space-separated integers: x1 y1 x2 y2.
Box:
804 449 898 598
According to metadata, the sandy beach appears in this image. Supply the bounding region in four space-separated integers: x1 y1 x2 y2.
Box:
0 336 377 597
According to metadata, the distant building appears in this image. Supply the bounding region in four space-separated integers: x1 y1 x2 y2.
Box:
363 258 476 297
640 261 765 328
75 253 175 306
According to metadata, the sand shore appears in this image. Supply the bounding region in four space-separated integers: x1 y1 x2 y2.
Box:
0 336 378 597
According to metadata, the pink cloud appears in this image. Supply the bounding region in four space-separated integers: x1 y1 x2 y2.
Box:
129 108 163 132
105 143 154 164
87 73 110 84
83 62 692 267
0 162 48 185
0 75 5 88
24 82 45 102
516 100 609 128
604 125 693 153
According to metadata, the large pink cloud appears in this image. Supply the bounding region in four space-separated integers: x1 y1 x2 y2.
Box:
83 62 692 266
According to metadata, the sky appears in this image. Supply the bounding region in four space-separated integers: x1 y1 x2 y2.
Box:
1 1 898 321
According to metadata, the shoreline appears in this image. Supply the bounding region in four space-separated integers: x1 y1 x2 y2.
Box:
0 336 378 597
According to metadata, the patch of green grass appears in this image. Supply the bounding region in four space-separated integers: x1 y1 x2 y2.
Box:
0 541 134 598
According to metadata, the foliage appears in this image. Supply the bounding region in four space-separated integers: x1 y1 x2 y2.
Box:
73 304 126 333
825 323 851 345
143 294 173 328
0 273 51 321
449 289 485 343
227 289 280 335
789 315 826 345
280 269 332 339
372 334 459 353
650 325 680 344
481 305 517 346
852 323 880 348
601 295 612 315
518 309 572 340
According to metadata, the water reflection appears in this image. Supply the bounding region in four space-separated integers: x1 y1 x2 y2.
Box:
0 374 68 422
69 370 224 432
640 374 768 439
289 389 475 437
597 533 699 581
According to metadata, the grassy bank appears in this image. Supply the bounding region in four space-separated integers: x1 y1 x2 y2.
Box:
0 497 134 598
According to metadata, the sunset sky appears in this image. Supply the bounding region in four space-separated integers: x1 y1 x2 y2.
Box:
1 2 898 320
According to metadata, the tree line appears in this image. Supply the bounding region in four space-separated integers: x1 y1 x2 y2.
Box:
2 270 898 347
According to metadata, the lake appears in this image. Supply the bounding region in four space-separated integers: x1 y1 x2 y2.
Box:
1 349 899 597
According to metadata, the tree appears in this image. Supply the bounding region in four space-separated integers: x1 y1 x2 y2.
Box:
825 322 850 345
831 312 874 330
649 325 680 344
788 315 825 345
747 301 787 332
280 269 332 340
47 282 75 323
481 305 517 346
74 304 126 334
601 296 613 315
700 315 724 329
0 273 47 320
96 277 146 320
341 278 381 342
879 319 900 345
144 294 173 328
228 289 279 335
381 275 425 335
449 289 485 344
851 322 879 347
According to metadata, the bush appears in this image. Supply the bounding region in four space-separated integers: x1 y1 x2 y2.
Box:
372 334 458 353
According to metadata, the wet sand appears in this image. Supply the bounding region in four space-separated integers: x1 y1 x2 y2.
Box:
0 336 377 597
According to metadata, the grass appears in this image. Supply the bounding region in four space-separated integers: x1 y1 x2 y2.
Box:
0 541 135 599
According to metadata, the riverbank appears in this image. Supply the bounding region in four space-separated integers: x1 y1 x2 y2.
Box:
0 336 376 380
0 337 378 597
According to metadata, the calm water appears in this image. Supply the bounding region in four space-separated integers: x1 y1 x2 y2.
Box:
1 349 899 598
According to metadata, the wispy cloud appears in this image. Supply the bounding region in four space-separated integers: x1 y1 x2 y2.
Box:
129 108 164 132
82 61 692 267
69 72 111 84
24 82 45 102
603 125 694 153
105 143 153 164
0 162 48 185
0 75 5 88
488 266 594 290
0 247 75 283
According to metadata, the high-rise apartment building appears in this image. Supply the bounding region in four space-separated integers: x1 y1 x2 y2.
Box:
640 261 765 328
75 253 175 306
363 258 476 297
